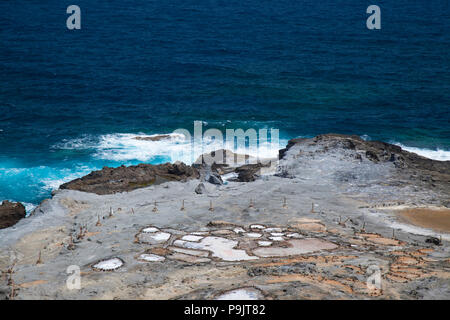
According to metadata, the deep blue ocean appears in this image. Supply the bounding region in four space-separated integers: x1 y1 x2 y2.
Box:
1 1 449 210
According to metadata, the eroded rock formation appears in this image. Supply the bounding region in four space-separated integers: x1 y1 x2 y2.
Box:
60 162 199 195
0 201 26 229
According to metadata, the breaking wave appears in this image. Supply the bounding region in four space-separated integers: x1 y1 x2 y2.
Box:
393 143 450 161
56 132 287 164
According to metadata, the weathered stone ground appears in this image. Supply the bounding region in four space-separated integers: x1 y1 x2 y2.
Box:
0 134 449 300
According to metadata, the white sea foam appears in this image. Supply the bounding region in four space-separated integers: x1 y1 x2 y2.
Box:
55 131 287 165
92 133 189 162
23 203 37 216
358 135 449 161
393 143 450 161
40 166 95 191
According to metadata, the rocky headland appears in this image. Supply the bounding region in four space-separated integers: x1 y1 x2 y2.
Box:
0 134 449 300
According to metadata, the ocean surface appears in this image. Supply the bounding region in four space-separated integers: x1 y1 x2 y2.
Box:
0 1 449 210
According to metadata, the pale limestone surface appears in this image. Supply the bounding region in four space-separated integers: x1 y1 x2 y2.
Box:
1 143 449 300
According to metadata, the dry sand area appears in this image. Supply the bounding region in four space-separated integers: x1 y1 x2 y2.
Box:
397 208 450 233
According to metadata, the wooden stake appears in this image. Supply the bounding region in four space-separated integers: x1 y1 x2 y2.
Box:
180 200 185 211
6 261 16 279
109 207 114 217
152 201 158 213
310 202 315 213
67 236 75 250
9 280 16 300
36 250 43 265
6 264 14 286
77 226 84 240
282 197 288 209
131 208 134 215
249 198 254 208
96 215 102 227
209 200 214 212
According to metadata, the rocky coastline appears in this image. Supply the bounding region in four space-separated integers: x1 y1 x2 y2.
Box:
0 134 449 300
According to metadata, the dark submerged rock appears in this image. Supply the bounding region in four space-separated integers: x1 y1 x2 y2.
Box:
0 200 26 229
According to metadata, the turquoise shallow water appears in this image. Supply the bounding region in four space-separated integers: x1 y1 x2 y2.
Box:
0 0 449 208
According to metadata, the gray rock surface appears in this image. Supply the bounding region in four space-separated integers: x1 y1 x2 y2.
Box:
1 134 448 300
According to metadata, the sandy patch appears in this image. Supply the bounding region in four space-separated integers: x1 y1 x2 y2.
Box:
59 198 91 216
13 226 68 265
19 280 48 288
396 207 450 233
289 218 326 232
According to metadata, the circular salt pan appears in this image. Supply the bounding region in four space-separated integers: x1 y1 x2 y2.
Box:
151 232 171 242
138 231 172 244
269 236 284 241
216 288 264 300
286 233 302 239
270 232 284 237
191 232 208 235
92 258 124 271
246 233 262 238
182 235 204 242
233 227 246 234
264 227 283 233
138 254 165 262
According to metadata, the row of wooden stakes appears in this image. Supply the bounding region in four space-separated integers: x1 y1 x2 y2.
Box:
138 197 315 213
